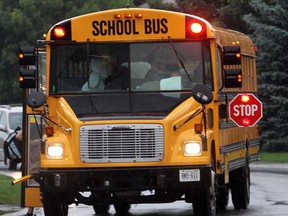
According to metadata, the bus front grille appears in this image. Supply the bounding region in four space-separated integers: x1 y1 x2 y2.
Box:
80 124 164 163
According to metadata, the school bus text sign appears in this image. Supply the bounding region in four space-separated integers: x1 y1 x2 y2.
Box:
229 93 262 127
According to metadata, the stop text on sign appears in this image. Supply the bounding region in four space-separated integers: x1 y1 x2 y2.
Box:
233 104 258 116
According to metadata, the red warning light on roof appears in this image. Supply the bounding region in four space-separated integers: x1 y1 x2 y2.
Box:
185 16 207 39
53 26 66 38
190 22 203 34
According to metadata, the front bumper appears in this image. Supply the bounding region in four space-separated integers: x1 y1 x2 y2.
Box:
39 165 211 192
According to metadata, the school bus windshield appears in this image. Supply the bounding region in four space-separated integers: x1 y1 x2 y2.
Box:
50 41 212 117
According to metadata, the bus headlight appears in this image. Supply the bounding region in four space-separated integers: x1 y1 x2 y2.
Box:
47 143 64 159
183 141 201 156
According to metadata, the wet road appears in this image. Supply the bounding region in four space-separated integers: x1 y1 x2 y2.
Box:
2 163 288 216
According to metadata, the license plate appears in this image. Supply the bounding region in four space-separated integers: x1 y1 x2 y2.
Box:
179 169 200 182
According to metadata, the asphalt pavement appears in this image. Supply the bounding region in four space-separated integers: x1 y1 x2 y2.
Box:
249 161 288 175
1 161 288 216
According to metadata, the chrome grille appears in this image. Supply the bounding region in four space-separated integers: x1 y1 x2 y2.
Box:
80 124 164 162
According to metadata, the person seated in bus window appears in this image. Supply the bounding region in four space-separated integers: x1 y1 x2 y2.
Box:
82 58 109 91
105 65 129 90
144 46 181 82
141 60 181 91
145 59 180 81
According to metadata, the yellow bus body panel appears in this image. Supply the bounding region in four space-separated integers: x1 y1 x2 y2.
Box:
40 96 212 168
24 188 42 207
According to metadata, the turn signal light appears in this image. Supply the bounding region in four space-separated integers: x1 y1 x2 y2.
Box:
194 123 203 134
45 126 54 137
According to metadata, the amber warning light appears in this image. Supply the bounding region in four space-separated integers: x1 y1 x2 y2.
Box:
18 76 24 82
18 53 24 59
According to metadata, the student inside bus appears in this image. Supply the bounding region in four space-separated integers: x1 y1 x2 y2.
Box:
82 58 110 91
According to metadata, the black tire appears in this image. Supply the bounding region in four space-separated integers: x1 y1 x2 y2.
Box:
93 204 110 215
42 192 69 216
193 171 216 216
216 187 229 210
114 203 131 215
230 155 250 210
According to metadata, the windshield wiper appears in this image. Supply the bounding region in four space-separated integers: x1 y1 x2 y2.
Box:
173 106 202 131
169 40 192 82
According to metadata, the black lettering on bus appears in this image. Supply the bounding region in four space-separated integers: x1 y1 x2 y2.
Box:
107 20 115 35
132 20 139 34
144 18 168 34
161 18 168 33
100 20 107 35
153 19 161 34
124 20 131 35
92 19 140 36
92 21 100 36
116 20 123 35
144 19 152 34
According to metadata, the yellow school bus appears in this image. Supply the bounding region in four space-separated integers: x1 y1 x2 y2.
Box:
16 8 260 216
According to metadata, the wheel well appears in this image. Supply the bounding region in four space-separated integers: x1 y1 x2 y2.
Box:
210 140 216 170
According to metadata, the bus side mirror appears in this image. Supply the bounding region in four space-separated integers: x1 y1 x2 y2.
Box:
27 91 46 108
224 69 242 88
192 84 213 105
222 46 241 65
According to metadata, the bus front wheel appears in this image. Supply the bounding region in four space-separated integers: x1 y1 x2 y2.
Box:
114 203 131 215
193 170 216 216
42 191 68 216
93 204 110 215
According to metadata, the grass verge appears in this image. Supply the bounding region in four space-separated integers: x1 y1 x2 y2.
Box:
259 151 288 163
0 174 21 215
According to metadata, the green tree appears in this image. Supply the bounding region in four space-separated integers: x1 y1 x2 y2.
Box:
175 0 221 22
0 0 130 104
218 0 253 33
243 0 288 151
